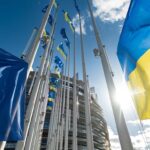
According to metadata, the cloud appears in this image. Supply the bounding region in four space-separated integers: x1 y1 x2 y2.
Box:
72 14 86 35
92 0 130 22
108 120 150 150
127 120 150 149
107 126 121 150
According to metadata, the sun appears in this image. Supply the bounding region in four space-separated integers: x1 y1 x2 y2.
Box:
115 81 133 111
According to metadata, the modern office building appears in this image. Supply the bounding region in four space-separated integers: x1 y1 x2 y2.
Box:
5 72 111 150
40 75 111 150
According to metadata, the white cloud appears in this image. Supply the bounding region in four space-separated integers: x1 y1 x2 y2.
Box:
107 126 121 150
108 120 150 150
72 14 86 35
93 0 130 22
127 120 150 149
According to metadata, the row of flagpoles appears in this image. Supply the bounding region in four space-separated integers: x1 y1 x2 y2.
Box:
0 0 138 149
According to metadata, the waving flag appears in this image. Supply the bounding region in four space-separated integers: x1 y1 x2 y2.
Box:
54 56 64 69
117 0 150 120
57 43 67 60
60 28 70 49
0 48 28 141
63 10 74 32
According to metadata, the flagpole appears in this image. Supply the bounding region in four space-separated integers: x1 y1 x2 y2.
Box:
15 30 52 150
21 27 38 60
26 0 55 76
72 30 78 150
24 3 58 149
78 10 94 150
55 68 65 150
87 0 133 149
64 49 71 150
24 40 54 150
30 40 54 150
58 58 68 150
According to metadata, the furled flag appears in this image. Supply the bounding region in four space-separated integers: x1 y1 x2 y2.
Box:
0 48 28 141
54 56 64 69
117 0 150 120
60 28 70 49
63 10 74 32
41 30 50 49
57 42 67 60
74 0 80 13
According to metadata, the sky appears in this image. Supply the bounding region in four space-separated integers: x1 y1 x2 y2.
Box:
0 0 150 149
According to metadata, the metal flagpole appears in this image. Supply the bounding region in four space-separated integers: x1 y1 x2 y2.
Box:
55 71 65 150
78 10 94 150
72 31 78 150
24 42 53 150
34 70 49 150
64 48 71 150
87 0 133 149
15 31 52 150
31 39 54 150
24 5 58 149
58 58 68 150
26 0 55 76
0 1 54 148
21 27 38 60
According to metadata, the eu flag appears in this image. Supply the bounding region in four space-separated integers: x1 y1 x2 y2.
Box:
60 28 70 49
117 0 150 120
0 48 28 141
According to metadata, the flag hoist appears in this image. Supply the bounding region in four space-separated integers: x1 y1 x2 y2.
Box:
87 0 133 149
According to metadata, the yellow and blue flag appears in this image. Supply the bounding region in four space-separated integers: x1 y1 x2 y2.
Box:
63 10 74 32
57 42 67 60
117 0 150 120
41 30 49 49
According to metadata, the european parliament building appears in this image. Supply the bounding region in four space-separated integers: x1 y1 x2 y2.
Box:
5 72 111 150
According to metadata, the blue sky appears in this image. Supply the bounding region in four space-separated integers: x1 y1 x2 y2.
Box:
0 0 150 149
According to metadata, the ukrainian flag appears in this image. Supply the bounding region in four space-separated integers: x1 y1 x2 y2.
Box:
57 43 67 60
63 11 74 32
117 0 150 120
